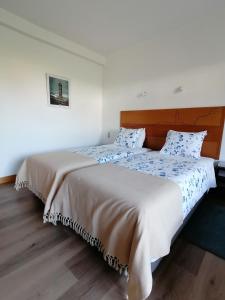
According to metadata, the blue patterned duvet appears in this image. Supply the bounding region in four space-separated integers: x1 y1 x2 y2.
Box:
71 144 149 164
112 152 216 218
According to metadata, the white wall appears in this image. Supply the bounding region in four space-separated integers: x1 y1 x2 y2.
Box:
1 10 225 178
0 24 103 177
102 20 225 159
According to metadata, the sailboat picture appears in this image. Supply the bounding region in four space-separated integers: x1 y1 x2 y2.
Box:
46 74 70 107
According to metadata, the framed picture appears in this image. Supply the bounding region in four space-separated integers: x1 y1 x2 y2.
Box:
46 74 70 108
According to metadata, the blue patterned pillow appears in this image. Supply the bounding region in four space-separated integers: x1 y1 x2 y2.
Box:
114 128 143 148
136 128 146 148
160 130 207 158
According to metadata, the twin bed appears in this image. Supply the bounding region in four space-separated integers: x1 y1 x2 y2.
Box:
15 143 148 205
16 106 225 300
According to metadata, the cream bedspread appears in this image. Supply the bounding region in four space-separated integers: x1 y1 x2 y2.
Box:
46 164 183 300
15 151 96 207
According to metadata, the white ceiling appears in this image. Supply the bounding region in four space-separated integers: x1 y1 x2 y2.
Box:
0 0 224 55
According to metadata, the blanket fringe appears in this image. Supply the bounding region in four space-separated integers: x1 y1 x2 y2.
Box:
44 212 128 277
14 179 46 203
14 179 30 190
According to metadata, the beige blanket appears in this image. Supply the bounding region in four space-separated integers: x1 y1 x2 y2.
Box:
15 151 97 211
46 164 183 300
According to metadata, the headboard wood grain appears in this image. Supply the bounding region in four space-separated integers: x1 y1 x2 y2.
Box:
120 106 225 159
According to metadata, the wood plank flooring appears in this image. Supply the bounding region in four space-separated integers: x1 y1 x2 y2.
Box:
1 184 225 300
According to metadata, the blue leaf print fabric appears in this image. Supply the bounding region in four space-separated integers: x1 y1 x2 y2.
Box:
72 144 148 164
112 152 216 218
114 128 143 148
160 130 207 158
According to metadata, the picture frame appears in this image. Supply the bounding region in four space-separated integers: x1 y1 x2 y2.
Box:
46 73 70 108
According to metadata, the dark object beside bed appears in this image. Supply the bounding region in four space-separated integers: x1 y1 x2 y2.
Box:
182 187 225 260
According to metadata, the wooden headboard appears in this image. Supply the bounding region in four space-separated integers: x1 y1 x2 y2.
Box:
121 106 225 159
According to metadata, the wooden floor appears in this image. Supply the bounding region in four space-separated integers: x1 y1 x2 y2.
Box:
1 184 225 300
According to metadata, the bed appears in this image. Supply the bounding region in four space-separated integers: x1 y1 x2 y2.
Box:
34 107 225 299
44 151 216 300
15 141 148 206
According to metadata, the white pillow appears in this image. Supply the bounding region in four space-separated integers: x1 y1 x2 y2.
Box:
114 127 145 148
160 130 207 158
136 128 146 148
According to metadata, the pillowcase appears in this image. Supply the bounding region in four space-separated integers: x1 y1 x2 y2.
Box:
160 130 207 158
114 127 145 148
136 128 146 148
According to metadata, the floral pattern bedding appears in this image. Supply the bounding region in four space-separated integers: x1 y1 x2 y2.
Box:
160 130 207 158
113 152 216 218
71 144 148 164
114 127 145 148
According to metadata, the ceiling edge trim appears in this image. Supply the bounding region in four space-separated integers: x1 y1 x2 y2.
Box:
0 8 106 66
